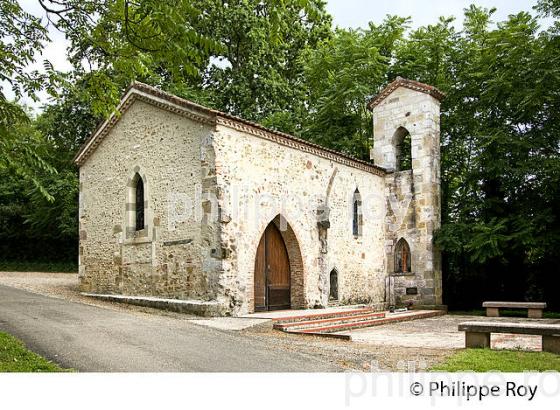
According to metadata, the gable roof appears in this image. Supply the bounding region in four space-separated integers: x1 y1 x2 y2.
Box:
367 77 445 111
73 82 387 175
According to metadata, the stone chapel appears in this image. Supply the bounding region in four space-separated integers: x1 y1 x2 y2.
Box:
74 77 444 316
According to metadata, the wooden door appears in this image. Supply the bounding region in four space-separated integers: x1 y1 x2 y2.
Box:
254 235 267 311
254 223 291 311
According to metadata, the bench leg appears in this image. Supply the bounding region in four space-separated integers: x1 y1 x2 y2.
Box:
528 308 543 319
486 307 500 317
465 331 491 349
542 336 560 354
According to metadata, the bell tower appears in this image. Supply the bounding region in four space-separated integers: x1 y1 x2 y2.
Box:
369 77 444 308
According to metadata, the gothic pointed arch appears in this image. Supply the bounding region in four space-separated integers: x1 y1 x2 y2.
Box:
252 215 304 312
132 173 145 231
393 126 412 171
125 167 150 239
329 268 339 301
352 188 363 236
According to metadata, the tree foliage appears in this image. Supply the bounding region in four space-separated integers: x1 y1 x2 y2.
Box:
391 5 560 307
192 0 332 130
300 17 409 158
31 0 328 119
0 0 58 198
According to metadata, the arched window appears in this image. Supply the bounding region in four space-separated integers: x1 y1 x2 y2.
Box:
395 238 411 273
329 269 339 301
352 188 362 236
133 173 145 231
394 127 412 171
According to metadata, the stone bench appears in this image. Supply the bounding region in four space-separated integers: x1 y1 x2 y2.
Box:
459 321 560 354
482 301 547 318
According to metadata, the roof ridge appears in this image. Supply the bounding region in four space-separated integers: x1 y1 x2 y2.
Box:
74 82 387 176
367 76 445 110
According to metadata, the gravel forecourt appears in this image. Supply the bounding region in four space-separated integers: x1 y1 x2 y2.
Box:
0 271 455 371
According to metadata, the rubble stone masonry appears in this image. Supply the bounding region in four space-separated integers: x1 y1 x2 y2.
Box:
77 80 443 316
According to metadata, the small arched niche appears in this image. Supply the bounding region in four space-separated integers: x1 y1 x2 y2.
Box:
395 238 412 274
393 127 412 171
329 269 339 301
394 238 411 274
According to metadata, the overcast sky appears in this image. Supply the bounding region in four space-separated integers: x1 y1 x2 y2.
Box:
12 0 545 109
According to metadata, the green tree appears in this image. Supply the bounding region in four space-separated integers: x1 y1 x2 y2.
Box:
391 6 560 308
0 87 94 269
300 17 409 158
536 0 560 16
0 1 58 197
38 0 325 121
191 0 331 132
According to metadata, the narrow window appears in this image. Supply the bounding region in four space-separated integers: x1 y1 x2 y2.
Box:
329 269 339 301
352 189 362 236
134 174 145 231
395 238 411 273
394 127 412 171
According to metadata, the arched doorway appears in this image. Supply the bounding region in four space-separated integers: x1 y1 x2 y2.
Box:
254 221 292 311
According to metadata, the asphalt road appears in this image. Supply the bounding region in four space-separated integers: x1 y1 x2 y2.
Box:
0 285 340 372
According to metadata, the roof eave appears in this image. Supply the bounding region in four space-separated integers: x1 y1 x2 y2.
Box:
73 82 388 176
367 77 445 111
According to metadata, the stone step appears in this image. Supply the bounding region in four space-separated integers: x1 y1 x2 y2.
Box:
288 310 446 336
81 292 222 316
294 317 389 334
274 312 386 331
271 307 374 324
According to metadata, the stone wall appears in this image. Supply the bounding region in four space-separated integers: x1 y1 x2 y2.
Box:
371 86 443 306
78 100 222 302
78 82 443 316
212 124 387 315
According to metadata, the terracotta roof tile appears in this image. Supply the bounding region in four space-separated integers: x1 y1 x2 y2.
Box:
74 82 387 176
367 77 445 110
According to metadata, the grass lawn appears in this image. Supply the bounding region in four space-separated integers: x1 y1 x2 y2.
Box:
449 309 560 319
0 331 67 372
431 348 560 372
